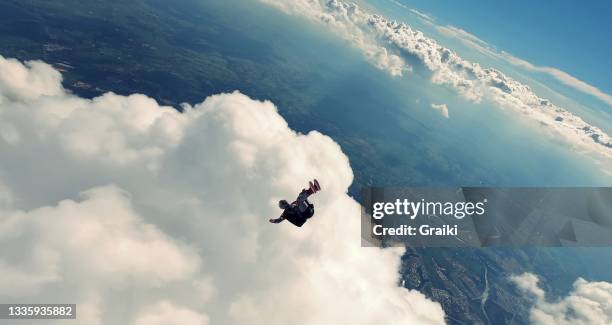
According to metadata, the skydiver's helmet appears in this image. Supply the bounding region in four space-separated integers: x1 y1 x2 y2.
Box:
278 200 290 210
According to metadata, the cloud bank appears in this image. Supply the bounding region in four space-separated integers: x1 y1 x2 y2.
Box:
260 0 612 165
0 55 445 324
500 52 612 107
393 0 612 108
512 273 612 324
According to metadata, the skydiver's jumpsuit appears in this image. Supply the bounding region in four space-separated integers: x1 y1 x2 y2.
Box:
278 188 315 227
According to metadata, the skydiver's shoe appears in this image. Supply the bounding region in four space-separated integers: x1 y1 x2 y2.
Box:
313 179 321 192
309 181 316 193
269 218 283 223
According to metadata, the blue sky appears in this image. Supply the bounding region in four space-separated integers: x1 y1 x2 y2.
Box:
394 0 612 95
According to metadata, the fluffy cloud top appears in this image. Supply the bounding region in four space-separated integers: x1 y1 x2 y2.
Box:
0 55 445 324
260 0 408 76
261 0 612 166
512 273 612 325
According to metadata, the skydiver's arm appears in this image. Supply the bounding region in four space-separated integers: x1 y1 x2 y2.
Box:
269 216 285 223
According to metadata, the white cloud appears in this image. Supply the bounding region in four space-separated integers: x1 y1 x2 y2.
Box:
0 56 445 324
409 8 612 109
260 0 612 167
388 0 434 23
430 103 449 118
130 301 209 325
387 2 612 108
435 23 612 108
0 56 63 101
435 25 498 57
0 185 201 297
500 52 612 107
259 0 409 76
409 8 434 23
512 273 612 325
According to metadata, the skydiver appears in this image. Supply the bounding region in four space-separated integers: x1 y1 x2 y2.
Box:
269 179 321 227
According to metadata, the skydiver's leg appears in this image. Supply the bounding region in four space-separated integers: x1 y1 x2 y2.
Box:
296 188 314 205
